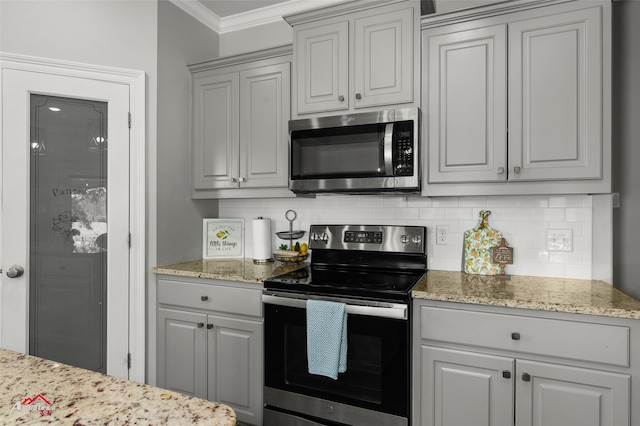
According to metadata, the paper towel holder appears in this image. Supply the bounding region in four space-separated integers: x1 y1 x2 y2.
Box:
253 216 274 264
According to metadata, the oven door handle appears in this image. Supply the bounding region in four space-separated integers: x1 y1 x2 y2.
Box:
262 294 407 320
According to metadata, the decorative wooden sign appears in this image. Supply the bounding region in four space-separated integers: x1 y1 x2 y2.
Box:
491 238 513 275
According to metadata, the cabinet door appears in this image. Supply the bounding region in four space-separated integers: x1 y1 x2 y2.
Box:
508 6 603 181
192 71 240 190
207 315 263 426
354 6 415 109
295 21 349 114
420 346 514 426
424 23 507 183
157 308 208 398
239 62 290 188
516 359 630 426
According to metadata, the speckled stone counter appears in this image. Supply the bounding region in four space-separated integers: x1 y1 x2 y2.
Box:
412 270 640 320
0 348 236 425
152 258 307 283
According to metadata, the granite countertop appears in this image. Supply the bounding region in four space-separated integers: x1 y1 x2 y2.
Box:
413 270 640 320
1 348 236 425
152 258 307 283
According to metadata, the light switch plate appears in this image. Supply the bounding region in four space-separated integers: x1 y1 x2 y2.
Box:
545 229 573 252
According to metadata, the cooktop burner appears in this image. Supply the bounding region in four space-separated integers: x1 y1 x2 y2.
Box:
263 224 427 303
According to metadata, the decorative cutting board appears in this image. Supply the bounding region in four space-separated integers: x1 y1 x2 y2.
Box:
463 210 502 275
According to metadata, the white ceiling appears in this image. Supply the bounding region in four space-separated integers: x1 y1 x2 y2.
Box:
198 0 289 18
170 0 350 34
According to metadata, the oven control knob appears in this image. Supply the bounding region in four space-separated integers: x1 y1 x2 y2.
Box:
412 235 422 244
324 405 334 414
400 234 410 244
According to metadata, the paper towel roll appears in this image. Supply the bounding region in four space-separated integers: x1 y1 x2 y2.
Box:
252 217 272 263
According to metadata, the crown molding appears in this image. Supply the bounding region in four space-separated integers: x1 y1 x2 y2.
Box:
221 0 349 32
169 0 221 33
169 0 349 34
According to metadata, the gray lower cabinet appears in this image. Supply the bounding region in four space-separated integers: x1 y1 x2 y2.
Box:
157 277 263 426
413 301 637 426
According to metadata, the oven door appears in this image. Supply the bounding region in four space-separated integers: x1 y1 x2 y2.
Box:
263 293 409 426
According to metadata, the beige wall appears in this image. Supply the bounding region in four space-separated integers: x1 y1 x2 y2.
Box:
157 0 220 266
220 20 293 56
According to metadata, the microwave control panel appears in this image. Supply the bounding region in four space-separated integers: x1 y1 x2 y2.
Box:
392 121 414 176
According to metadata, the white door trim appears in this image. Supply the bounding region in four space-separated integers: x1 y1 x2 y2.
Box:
0 52 146 383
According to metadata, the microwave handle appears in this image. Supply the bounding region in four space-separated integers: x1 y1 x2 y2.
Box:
384 123 394 175
262 293 407 320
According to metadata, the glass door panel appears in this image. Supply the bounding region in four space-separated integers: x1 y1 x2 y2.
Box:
29 94 108 373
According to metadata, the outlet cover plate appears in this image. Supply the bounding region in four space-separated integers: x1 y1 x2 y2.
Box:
545 229 573 252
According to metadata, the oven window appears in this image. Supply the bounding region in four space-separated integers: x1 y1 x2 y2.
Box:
264 303 409 417
290 124 386 179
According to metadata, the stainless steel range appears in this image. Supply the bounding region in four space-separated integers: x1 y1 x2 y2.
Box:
263 224 427 426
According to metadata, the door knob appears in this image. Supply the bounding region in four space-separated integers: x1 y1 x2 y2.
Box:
6 265 24 278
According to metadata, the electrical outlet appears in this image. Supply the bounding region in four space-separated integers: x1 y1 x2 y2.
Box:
545 229 573 252
436 225 449 245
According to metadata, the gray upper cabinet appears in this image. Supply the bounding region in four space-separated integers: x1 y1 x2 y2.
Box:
422 0 612 195
190 46 294 199
287 0 420 117
425 23 507 184
294 20 349 114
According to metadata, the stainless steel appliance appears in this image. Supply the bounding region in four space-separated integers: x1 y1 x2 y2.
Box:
263 224 427 426
288 108 420 194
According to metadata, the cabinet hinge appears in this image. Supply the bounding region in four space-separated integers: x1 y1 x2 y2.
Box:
127 353 131 369
128 112 132 129
128 232 132 248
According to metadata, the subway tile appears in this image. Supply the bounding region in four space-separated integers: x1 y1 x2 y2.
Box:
432 197 459 207
395 207 420 220
517 195 549 207
502 208 534 221
419 208 447 220
444 207 475 221
407 197 433 207
532 208 565 222
548 195 587 208
487 195 518 207
458 196 487 207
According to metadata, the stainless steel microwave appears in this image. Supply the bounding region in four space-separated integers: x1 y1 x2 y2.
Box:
288 107 421 194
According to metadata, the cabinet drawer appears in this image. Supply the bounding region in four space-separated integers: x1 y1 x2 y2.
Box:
158 279 262 317
420 306 629 367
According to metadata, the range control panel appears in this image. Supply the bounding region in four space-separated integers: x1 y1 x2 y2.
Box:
309 224 426 254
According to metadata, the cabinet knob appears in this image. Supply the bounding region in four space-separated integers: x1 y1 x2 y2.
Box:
231 177 238 183
497 167 505 174
513 166 521 174
197 322 205 328
355 93 362 100
338 95 345 102
201 296 208 301
511 332 521 340
238 177 246 183
522 372 531 382
502 370 512 379
207 324 213 330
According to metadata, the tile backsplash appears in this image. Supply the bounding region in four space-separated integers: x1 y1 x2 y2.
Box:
219 194 598 280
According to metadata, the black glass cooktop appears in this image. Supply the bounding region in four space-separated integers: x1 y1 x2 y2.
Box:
264 265 425 303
